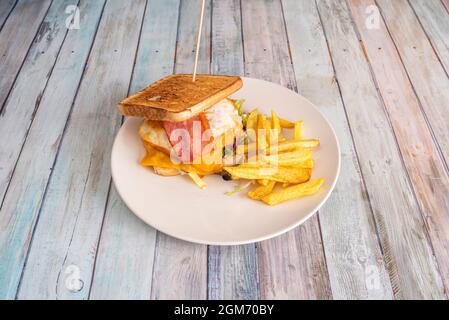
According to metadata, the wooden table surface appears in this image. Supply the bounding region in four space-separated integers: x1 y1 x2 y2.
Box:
0 0 448 300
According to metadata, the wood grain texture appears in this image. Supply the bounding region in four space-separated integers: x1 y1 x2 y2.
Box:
242 0 332 300
349 0 449 296
150 0 210 300
0 0 77 178
0 0 95 300
442 0 449 13
409 0 449 75
0 0 16 31
89 0 180 300
0 0 77 209
282 0 393 300
376 0 449 170
16 0 147 300
208 0 259 301
317 0 445 299
0 0 52 113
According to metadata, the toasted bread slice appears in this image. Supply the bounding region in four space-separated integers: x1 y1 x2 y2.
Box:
139 120 172 155
119 74 243 122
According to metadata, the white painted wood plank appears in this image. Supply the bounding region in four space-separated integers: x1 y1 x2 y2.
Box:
317 0 445 299
17 0 147 300
0 0 105 299
376 0 449 170
0 0 52 112
89 0 180 300
349 0 449 296
409 0 449 75
0 0 78 213
208 0 259 301
0 0 16 31
241 0 332 300
0 0 93 299
442 0 449 15
282 0 393 300
150 0 211 300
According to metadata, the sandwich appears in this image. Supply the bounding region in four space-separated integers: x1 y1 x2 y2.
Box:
117 74 325 206
118 74 245 177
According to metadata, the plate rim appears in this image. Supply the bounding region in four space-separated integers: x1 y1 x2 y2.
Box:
111 77 341 246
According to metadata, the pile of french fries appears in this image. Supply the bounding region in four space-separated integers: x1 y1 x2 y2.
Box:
222 108 324 206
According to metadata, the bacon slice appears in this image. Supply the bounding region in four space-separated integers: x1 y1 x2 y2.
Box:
163 114 213 163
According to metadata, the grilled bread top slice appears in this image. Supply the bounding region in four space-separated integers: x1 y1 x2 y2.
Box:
118 74 242 122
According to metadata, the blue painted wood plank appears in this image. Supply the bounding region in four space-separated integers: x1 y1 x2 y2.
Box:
89 0 180 300
240 0 332 299
0 0 78 208
0 0 52 113
150 0 211 300
282 0 393 299
0 0 17 32
0 0 88 299
207 0 259 301
16 0 147 300
316 0 445 299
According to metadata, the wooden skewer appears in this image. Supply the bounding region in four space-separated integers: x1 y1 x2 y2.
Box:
192 0 206 82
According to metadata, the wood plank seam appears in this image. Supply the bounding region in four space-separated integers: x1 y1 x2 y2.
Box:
87 180 113 299
241 0 331 299
171 0 184 68
147 0 180 297
18 0 148 299
345 0 441 292
365 0 449 294
373 0 449 175
0 0 54 114
399 1 449 175
279 0 331 274
207 0 259 300
0 0 81 213
344 0 448 297
343 0 440 293
149 0 210 300
13 0 108 298
87 0 150 298
313 0 392 296
407 0 449 79
238 0 246 63
441 0 449 15
374 0 449 175
0 1 100 297
149 227 161 298
316 0 445 299
0 0 18 33
371 0 449 281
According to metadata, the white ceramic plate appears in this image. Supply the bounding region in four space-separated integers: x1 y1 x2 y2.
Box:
111 78 340 245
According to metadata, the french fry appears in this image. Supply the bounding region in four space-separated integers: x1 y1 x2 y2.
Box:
248 181 276 200
257 114 267 151
258 179 270 186
188 172 207 190
271 111 281 139
279 117 295 129
224 166 311 184
282 182 291 188
263 148 313 165
268 139 320 154
264 119 272 145
297 159 315 169
294 121 303 141
262 179 325 206
246 109 259 136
